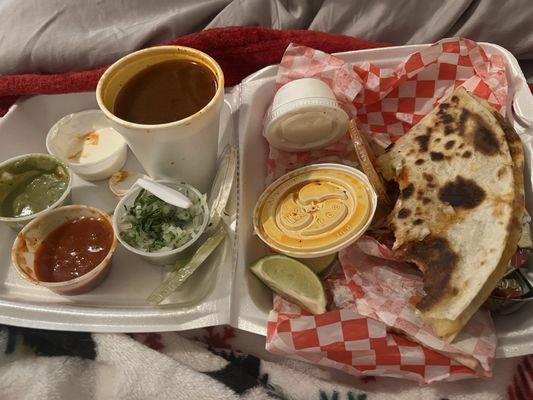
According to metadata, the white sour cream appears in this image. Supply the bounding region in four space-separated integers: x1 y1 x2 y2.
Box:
46 110 128 181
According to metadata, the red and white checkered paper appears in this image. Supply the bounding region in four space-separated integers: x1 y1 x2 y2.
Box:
266 37 507 183
265 38 507 383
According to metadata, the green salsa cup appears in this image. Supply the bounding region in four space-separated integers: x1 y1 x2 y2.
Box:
0 153 73 230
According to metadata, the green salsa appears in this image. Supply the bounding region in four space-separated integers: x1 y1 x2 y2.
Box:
0 155 69 218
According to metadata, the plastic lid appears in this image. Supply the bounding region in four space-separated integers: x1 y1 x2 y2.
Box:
254 163 377 258
264 100 349 152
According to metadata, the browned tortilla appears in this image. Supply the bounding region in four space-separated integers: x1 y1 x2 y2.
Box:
377 88 524 341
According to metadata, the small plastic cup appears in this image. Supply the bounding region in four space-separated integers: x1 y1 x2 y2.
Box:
46 110 128 181
264 78 349 152
11 205 117 295
253 163 377 258
113 180 209 265
0 153 73 231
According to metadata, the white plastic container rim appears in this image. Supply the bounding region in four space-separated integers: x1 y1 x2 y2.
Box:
0 43 530 360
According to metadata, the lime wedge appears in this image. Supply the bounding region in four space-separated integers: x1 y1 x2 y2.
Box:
250 255 327 314
296 253 337 275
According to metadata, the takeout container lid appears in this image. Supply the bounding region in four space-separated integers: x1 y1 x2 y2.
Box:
113 180 209 265
11 205 116 295
253 163 377 258
264 78 349 152
0 153 73 230
46 110 127 181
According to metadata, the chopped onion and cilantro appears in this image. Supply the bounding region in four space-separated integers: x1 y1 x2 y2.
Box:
119 187 205 252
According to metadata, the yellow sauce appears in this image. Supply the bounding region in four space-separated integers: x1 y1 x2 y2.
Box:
255 166 375 256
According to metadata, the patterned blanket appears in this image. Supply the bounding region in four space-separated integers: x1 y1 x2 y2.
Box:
0 325 531 399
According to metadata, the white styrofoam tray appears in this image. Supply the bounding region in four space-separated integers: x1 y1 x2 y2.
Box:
0 92 239 332
0 43 531 359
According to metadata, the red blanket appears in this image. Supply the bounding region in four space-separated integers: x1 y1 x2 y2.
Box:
0 27 390 116
1 27 530 117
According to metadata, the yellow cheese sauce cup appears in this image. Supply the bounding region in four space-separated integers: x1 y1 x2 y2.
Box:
253 163 377 258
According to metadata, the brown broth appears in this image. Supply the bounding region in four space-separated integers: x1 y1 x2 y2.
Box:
35 217 113 282
113 59 217 124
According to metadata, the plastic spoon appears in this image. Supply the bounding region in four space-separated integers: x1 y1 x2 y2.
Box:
136 177 192 209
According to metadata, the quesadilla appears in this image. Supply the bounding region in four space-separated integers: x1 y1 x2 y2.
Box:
377 88 525 342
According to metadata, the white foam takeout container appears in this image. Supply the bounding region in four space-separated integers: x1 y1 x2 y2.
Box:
0 43 531 359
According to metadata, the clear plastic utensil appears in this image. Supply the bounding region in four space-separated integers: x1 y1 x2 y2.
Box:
206 145 237 233
147 226 226 304
136 177 192 209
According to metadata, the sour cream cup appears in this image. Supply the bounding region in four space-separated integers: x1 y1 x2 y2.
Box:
253 163 377 258
0 153 73 230
11 205 117 295
46 110 128 181
113 180 209 265
96 46 225 192
264 78 349 152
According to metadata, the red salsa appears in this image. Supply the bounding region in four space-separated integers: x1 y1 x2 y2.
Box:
35 217 114 282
